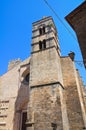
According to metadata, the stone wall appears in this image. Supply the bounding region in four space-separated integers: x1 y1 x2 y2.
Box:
61 56 85 129
0 58 30 130
27 84 63 130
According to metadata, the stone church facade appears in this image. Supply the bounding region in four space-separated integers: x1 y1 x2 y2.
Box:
0 16 86 130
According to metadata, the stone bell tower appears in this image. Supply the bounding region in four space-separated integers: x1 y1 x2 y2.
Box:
26 16 69 130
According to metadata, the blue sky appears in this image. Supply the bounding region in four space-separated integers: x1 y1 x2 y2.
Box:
0 0 86 85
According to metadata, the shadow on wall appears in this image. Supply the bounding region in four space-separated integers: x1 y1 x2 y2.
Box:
13 68 30 130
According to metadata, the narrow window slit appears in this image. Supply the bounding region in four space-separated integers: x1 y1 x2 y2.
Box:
21 111 27 130
39 41 42 50
43 39 46 49
39 28 42 35
39 26 45 35
43 26 45 34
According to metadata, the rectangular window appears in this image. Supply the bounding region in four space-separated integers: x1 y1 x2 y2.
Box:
39 40 46 50
43 26 45 34
39 41 42 50
39 28 42 35
39 26 45 35
43 40 46 49
51 123 57 130
21 111 27 130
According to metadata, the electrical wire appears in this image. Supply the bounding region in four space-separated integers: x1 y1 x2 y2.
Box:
42 0 86 67
43 0 77 41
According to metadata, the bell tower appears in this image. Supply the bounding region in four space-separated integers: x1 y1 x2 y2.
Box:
26 16 68 130
30 16 62 86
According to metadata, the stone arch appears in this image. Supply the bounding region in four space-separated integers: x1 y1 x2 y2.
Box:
21 67 30 84
38 24 46 35
21 67 30 78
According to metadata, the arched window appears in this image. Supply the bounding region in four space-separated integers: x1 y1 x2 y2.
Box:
43 26 45 34
25 73 29 83
39 39 46 50
43 40 46 49
22 72 30 85
39 28 42 35
39 26 46 35
39 41 42 50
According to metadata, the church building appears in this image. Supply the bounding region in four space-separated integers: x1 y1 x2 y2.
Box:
0 16 86 130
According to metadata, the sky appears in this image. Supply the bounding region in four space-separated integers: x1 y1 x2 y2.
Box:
0 0 86 85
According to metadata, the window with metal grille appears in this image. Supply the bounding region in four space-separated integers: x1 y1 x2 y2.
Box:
51 123 57 130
